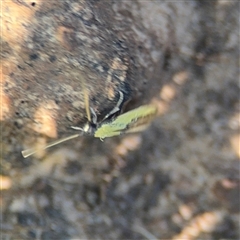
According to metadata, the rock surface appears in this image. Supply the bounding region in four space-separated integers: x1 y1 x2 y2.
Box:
1 1 239 239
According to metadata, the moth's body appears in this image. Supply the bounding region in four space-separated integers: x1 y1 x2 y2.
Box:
22 89 157 158
94 105 157 139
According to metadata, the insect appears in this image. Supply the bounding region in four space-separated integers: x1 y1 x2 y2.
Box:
21 88 157 158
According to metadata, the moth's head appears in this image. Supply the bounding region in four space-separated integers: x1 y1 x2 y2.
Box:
82 122 96 135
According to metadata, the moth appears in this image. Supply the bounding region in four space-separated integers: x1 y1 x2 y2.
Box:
21 89 157 158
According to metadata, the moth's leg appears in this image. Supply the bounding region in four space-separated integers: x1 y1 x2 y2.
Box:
71 107 97 131
90 107 98 124
102 91 124 121
71 126 83 131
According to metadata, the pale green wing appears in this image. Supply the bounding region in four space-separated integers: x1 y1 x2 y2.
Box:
94 105 157 139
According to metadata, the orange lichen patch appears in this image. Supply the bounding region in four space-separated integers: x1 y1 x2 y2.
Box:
212 177 240 212
217 0 233 6
31 102 58 138
24 137 48 159
151 98 169 116
178 204 194 221
229 134 240 158
107 57 128 84
0 86 12 120
56 26 75 50
110 57 128 71
2 1 40 46
115 135 142 156
228 111 240 130
172 211 223 240
151 70 189 117
160 83 177 102
0 175 12 190
2 60 18 77
106 85 116 100
221 178 239 189
173 70 189 85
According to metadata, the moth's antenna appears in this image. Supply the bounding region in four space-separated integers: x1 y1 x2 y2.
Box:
79 73 91 122
21 71 92 158
21 134 80 158
84 87 91 122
